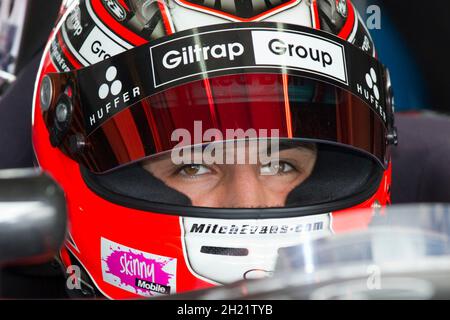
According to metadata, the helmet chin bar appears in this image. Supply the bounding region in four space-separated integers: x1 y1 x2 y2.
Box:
180 213 334 284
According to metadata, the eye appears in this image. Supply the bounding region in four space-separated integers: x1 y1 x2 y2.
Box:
260 162 295 175
178 164 212 177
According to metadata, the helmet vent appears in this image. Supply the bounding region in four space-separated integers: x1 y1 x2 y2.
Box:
200 246 249 256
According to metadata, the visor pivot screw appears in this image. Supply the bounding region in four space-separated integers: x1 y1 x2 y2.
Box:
387 127 398 146
40 75 53 112
50 94 73 147
69 134 86 155
56 102 69 123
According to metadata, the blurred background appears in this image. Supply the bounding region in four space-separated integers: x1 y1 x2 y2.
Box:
0 0 60 94
354 0 449 113
0 0 449 299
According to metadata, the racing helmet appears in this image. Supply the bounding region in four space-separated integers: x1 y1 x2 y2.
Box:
32 0 397 299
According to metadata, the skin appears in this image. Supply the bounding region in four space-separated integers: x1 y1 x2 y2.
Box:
143 143 317 208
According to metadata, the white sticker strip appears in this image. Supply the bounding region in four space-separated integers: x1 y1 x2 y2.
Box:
79 26 127 65
251 30 348 84
85 0 133 50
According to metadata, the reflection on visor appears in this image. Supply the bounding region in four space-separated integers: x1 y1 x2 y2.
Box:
50 73 387 173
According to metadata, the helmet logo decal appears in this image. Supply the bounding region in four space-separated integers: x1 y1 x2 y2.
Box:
151 27 348 88
98 66 123 99
176 0 302 21
66 6 83 37
361 35 371 53
365 67 380 101
356 67 385 121
187 219 327 235
101 238 177 297
336 0 348 18
89 65 141 127
102 0 127 21
162 42 245 70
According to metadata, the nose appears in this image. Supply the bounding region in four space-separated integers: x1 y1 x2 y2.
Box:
220 165 271 208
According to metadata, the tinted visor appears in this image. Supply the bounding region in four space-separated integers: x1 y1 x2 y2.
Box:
41 22 393 175
50 73 386 173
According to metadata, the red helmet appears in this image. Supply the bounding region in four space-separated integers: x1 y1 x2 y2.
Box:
32 0 396 299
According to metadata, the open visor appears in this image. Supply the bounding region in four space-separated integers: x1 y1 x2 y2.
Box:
40 22 395 174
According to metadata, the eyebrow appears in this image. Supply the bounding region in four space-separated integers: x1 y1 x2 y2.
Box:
147 140 317 165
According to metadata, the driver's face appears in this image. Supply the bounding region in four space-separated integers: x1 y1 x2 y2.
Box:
143 144 317 208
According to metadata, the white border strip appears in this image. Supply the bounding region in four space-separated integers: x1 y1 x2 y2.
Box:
309 0 318 30
347 8 359 43
160 0 176 33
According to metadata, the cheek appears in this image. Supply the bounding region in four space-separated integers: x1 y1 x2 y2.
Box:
189 187 226 207
262 173 305 193
164 177 222 203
